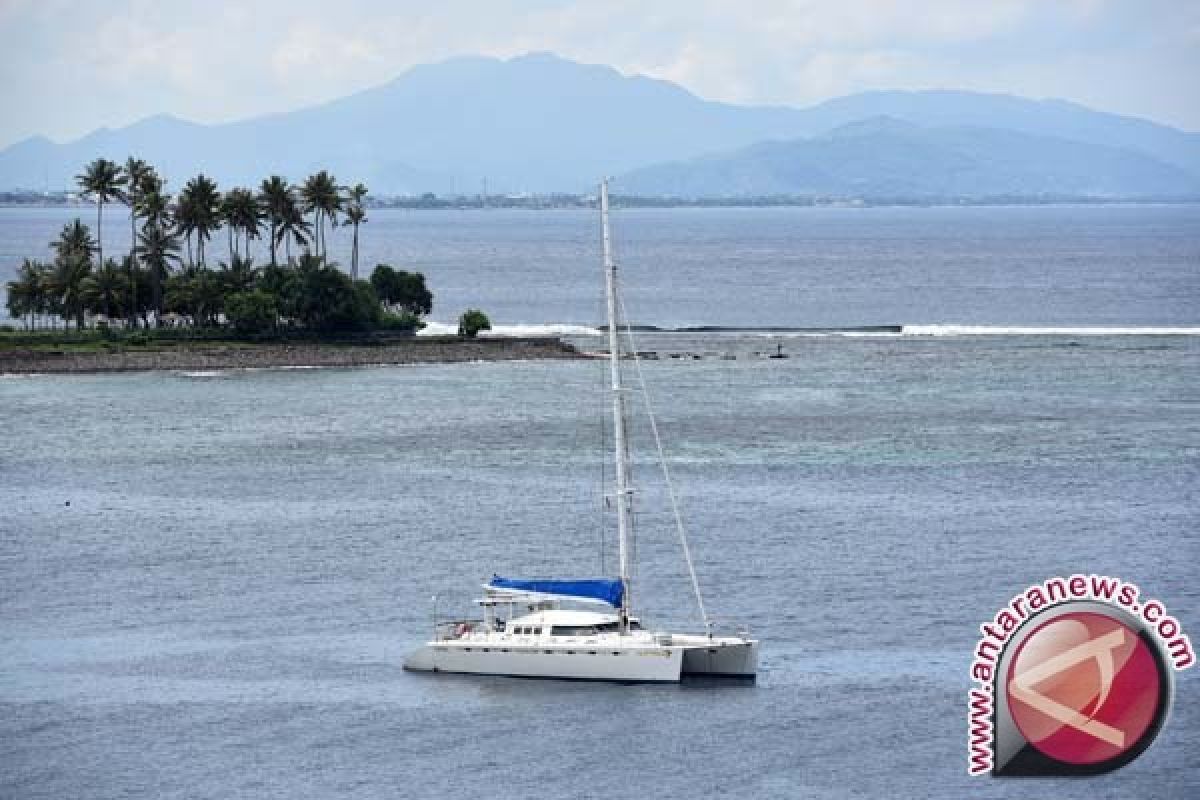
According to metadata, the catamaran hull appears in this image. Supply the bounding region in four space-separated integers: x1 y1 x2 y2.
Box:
405 644 685 682
405 639 758 682
680 640 758 678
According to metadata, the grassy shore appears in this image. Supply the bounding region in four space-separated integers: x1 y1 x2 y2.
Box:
0 330 580 374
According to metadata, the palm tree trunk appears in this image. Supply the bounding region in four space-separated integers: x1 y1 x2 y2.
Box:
270 222 278 266
153 265 162 327
96 200 103 268
129 207 137 329
352 224 359 279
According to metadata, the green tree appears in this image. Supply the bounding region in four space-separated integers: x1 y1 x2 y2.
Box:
54 252 92 329
293 257 380 332
345 183 368 279
121 158 155 327
52 219 97 263
136 223 181 324
81 257 126 321
258 176 291 266
301 171 341 259
50 220 97 329
224 289 279 334
177 174 221 268
258 264 299 324
369 264 433 316
458 308 491 339
275 192 311 263
4 259 52 329
75 158 126 274
165 267 224 327
221 187 262 261
220 255 258 295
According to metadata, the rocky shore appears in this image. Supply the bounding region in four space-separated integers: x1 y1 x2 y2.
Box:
0 336 581 374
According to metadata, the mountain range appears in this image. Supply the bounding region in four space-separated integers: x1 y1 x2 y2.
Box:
2 52 1198 198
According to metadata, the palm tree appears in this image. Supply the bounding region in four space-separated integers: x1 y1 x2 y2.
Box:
81 258 126 321
193 270 225 326
258 176 290 267
54 252 93 329
177 174 221 268
301 171 341 259
4 259 50 329
122 158 155 327
136 223 182 325
221 255 258 295
344 183 368 279
275 192 312 263
221 187 262 260
52 219 97 263
174 191 197 267
75 158 126 273
136 181 172 320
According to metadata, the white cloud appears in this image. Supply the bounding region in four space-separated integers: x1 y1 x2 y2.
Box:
0 0 1196 148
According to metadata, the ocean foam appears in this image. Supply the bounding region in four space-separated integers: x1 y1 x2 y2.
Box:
901 325 1200 337
417 321 1200 338
417 321 601 337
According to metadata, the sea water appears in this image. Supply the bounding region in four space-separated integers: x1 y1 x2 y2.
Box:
3 204 1199 328
1 206 1198 798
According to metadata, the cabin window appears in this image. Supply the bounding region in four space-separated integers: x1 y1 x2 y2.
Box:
552 625 597 636
549 621 627 634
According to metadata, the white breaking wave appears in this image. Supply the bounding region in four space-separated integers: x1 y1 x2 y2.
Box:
901 325 1200 336
758 331 903 338
417 321 1200 338
417 321 601 337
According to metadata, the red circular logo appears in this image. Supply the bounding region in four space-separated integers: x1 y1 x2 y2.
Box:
1006 611 1163 765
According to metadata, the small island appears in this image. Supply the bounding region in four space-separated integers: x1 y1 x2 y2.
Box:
3 158 580 373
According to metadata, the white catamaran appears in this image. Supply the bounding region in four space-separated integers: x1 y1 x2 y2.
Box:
404 179 758 682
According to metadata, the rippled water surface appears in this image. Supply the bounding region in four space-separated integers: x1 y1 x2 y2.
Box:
2 333 1198 798
3 204 1199 327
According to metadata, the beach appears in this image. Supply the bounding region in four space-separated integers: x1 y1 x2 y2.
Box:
0 335 581 374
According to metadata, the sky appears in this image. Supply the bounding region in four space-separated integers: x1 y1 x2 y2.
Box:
1 0 1197 149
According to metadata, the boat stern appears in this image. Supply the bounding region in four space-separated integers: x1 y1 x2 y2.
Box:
403 644 438 672
679 637 758 678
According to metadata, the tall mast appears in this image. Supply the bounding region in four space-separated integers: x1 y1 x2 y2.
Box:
601 179 634 628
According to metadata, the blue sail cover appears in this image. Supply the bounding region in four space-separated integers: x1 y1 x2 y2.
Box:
488 576 624 608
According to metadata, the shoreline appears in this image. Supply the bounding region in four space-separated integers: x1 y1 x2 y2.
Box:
0 336 582 375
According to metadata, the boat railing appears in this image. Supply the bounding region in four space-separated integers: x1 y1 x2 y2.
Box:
434 619 487 641
705 618 754 639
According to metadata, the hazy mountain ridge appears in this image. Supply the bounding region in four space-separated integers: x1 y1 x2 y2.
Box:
1 52 1197 197
618 117 1200 198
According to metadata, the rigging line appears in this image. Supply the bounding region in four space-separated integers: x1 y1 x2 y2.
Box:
617 293 711 632
598 327 608 575
598 280 611 576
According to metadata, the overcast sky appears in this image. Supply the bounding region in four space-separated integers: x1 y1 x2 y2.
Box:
1 0 1197 149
